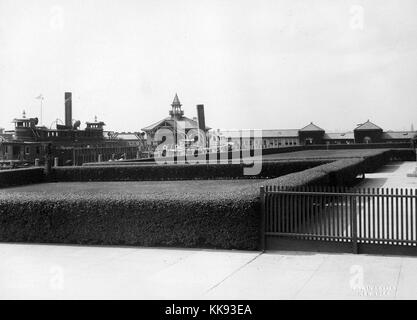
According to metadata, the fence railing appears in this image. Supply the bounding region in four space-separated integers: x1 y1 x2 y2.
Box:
261 186 417 253
52 146 140 166
72 146 139 165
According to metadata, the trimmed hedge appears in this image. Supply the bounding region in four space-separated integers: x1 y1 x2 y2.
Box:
50 160 326 182
0 168 44 188
82 149 252 166
304 142 413 150
359 150 391 173
254 158 362 189
0 182 261 250
389 149 416 161
251 153 388 189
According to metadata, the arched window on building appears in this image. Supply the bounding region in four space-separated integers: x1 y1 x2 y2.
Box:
364 136 372 144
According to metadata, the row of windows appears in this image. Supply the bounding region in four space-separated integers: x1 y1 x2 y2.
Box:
262 139 298 147
45 131 102 138
211 137 299 149
24 146 41 155
2 146 41 155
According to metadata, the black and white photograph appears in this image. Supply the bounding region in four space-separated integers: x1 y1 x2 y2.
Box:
0 0 417 306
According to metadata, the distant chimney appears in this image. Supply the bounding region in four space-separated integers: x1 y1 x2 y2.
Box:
196 104 206 147
65 92 72 127
196 104 206 133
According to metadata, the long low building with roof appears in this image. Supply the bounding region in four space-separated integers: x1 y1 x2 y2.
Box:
210 129 299 150
210 120 416 150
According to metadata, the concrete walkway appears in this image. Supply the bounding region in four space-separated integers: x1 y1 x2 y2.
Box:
1 161 416 300
356 161 417 189
1 243 417 299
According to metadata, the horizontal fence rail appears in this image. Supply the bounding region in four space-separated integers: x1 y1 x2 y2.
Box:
261 186 417 255
72 146 138 166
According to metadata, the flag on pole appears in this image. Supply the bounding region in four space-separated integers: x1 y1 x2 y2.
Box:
35 94 44 100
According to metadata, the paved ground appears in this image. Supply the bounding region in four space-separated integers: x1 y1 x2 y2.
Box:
1 161 416 300
357 161 417 189
1 243 417 299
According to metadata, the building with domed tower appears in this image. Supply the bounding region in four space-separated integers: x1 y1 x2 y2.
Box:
141 94 211 149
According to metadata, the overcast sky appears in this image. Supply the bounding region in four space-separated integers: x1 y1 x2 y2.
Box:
0 0 416 132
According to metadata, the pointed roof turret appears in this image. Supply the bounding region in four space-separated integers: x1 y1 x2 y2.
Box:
169 93 184 118
172 93 182 107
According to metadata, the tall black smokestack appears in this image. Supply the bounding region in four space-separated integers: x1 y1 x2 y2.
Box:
196 104 206 133
196 104 206 147
65 92 72 127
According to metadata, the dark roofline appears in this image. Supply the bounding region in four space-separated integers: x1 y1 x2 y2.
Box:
299 122 325 132
354 120 383 131
86 121 106 125
141 116 211 132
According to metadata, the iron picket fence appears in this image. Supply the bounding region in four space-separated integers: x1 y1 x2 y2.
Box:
261 185 417 255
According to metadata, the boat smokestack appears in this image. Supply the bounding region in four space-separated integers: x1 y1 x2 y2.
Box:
196 104 206 133
196 104 206 147
65 92 72 127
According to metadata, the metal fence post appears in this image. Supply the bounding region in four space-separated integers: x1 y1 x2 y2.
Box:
351 193 359 254
260 186 266 252
44 143 52 177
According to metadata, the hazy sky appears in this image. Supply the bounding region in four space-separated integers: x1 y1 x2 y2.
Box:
0 0 416 132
